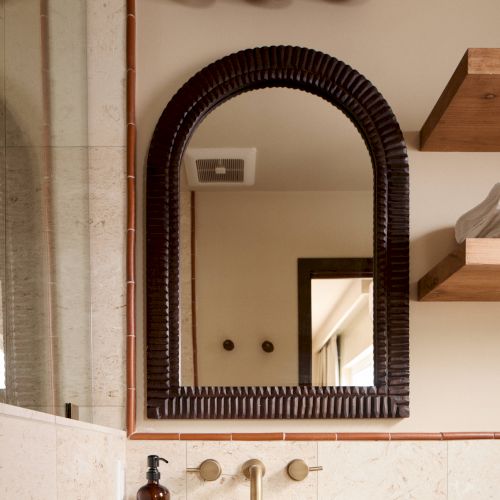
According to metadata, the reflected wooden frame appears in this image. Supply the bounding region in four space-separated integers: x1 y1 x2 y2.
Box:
145 46 409 419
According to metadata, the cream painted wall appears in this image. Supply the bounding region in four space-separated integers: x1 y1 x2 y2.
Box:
191 191 372 387
136 1 500 432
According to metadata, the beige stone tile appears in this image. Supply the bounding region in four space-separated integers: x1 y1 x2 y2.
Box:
0 412 57 499
5 0 43 146
92 405 126 430
126 440 187 500
51 147 92 410
0 2 5 149
318 441 447 500
89 147 126 407
87 0 126 146
56 421 126 499
47 0 88 147
187 441 317 500
448 440 500 500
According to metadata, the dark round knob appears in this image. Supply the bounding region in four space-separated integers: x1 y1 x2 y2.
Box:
261 341 274 353
223 339 235 351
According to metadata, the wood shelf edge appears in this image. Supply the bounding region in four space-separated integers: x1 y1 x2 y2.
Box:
420 48 500 152
418 238 500 301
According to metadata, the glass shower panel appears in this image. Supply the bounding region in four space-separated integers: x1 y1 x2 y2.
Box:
0 0 92 421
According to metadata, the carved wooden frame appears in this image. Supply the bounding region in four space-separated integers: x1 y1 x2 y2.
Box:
146 46 409 419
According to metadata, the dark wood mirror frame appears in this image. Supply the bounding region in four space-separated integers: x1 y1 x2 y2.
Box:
146 46 409 419
297 258 373 386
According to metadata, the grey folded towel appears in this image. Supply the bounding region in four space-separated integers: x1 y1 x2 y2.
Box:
455 183 500 243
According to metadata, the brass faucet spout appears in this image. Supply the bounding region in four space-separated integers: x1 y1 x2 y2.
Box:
242 459 266 500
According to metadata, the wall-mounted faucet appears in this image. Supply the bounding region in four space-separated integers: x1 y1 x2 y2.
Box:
242 459 265 500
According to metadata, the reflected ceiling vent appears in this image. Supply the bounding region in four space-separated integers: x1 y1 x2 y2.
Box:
184 148 256 188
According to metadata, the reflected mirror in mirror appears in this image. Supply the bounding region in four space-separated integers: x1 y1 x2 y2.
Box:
312 279 373 386
297 258 373 387
178 88 373 387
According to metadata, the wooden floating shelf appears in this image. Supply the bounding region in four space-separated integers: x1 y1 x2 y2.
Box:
420 48 500 151
418 238 500 301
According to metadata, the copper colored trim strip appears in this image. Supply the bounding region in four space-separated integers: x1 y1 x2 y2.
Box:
337 433 391 441
127 70 136 125
390 433 443 441
131 433 181 441
127 388 136 434
285 433 337 441
442 432 495 440
128 432 500 441
190 191 198 386
180 433 232 441
126 335 136 389
127 0 136 16
126 0 136 437
232 433 285 441
126 15 136 70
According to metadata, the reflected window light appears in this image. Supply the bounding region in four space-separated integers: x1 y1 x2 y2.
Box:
342 345 373 386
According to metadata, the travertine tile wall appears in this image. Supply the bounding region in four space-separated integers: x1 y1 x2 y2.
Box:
87 0 127 429
126 439 500 499
0 403 126 499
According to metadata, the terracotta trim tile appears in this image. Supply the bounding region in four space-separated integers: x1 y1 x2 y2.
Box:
126 15 136 70
232 433 284 441
390 433 443 441
180 434 232 441
126 336 136 387
285 433 337 441
337 433 391 441
127 69 136 125
131 433 181 440
127 124 136 176
127 0 136 16
126 388 136 437
442 432 495 440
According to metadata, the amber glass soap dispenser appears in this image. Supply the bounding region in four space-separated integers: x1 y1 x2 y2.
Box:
136 455 170 499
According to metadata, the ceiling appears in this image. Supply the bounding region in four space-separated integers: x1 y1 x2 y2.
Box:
187 88 372 190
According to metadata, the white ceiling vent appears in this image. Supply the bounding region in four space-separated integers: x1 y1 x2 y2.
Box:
184 148 256 188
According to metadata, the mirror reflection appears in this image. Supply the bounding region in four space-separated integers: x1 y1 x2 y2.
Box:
179 88 374 387
311 277 373 386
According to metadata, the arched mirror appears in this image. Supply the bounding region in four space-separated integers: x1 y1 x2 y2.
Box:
146 46 409 419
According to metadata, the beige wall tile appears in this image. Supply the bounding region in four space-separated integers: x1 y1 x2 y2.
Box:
56 419 126 499
0 412 57 499
126 440 187 500
52 147 92 412
47 0 88 147
87 0 126 147
89 146 126 407
0 1 5 149
318 441 447 500
186 441 317 500
5 0 43 147
448 440 500 500
92 406 125 430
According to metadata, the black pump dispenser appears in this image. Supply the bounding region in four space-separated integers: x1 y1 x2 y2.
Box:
137 455 170 499
146 455 169 481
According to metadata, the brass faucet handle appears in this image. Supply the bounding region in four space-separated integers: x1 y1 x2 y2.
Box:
186 459 222 481
287 459 323 481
